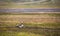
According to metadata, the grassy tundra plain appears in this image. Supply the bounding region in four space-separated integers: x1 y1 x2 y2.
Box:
0 0 60 36
0 13 60 36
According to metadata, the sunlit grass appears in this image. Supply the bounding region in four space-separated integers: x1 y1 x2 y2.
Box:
0 31 44 36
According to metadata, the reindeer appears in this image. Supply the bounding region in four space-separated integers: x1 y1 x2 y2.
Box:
16 21 24 28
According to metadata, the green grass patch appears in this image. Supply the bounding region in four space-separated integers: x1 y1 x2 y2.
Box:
0 31 44 36
0 22 60 28
23 23 60 28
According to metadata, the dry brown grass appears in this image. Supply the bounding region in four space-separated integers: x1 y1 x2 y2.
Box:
0 14 60 24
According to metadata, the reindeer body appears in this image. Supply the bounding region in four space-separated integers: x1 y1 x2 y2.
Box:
16 23 24 28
